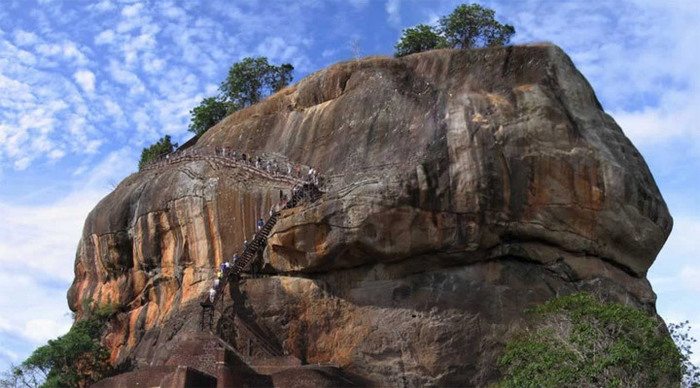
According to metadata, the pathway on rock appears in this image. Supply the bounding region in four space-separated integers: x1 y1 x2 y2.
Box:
140 147 315 188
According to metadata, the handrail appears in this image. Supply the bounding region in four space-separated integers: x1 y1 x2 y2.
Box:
140 147 319 186
201 183 322 331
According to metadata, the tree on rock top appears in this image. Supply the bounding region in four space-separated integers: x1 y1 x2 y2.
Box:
439 3 515 49
188 97 236 136
187 57 293 136
395 3 515 57
220 57 293 108
394 24 448 57
138 135 177 170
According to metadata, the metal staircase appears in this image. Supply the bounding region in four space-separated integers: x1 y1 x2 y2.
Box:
200 182 322 360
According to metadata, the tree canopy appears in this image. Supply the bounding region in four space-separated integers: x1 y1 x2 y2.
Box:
394 3 515 57
219 57 293 108
188 97 235 136
438 3 515 49
394 24 448 57
138 135 178 170
187 57 293 136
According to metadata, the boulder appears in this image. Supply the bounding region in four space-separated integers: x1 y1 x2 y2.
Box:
71 44 671 386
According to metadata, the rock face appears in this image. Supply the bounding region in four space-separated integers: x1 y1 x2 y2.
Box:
68 45 672 386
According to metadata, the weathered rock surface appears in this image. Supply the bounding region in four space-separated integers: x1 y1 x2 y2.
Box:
69 44 671 386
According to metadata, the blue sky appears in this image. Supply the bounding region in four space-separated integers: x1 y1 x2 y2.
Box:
0 0 698 370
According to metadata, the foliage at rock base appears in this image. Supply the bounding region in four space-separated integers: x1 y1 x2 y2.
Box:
498 293 683 387
1 303 118 388
669 320 700 387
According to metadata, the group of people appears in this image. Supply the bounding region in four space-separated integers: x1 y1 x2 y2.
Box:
213 147 321 184
148 146 323 187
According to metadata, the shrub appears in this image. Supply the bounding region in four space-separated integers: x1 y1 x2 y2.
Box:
498 293 683 387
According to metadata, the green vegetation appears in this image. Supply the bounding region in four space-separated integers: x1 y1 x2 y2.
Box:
140 57 293 169
394 24 448 57
498 293 683 387
1 302 118 388
438 3 515 49
219 57 293 108
188 97 235 136
395 3 515 57
138 134 178 170
668 320 700 387
188 56 293 136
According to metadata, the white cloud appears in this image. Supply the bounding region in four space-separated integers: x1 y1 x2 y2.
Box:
142 55 165 73
48 149 65 160
680 267 700 291
94 29 115 45
161 2 186 20
348 0 369 10
0 148 137 283
107 60 145 94
509 1 700 151
121 2 143 18
0 271 73 347
102 98 125 121
13 30 38 46
89 0 115 13
61 41 88 66
385 0 401 27
73 69 95 93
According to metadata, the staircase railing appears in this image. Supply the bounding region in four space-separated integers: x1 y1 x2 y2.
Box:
201 183 323 356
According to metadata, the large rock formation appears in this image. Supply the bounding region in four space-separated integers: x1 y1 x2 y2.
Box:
68 44 671 386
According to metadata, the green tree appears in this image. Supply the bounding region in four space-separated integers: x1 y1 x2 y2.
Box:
138 135 178 170
188 97 235 136
267 63 294 93
186 57 293 137
499 293 683 387
438 3 515 49
394 24 448 57
1 303 117 388
219 57 294 108
668 320 700 387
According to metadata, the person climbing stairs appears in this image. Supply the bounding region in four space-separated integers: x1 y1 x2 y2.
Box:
200 182 323 332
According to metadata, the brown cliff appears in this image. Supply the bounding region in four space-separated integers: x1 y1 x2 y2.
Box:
68 44 671 386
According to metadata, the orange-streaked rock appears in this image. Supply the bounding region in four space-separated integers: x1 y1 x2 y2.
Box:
69 45 672 386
